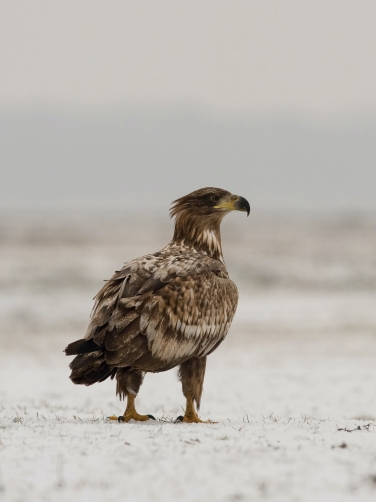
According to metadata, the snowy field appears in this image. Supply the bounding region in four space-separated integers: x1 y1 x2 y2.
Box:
1 211 376 502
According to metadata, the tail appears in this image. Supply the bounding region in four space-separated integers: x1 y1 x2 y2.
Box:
64 338 116 386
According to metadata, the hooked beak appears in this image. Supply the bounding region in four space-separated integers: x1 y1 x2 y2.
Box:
233 196 250 216
214 194 250 216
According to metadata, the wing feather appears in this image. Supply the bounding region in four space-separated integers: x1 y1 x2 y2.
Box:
82 246 238 369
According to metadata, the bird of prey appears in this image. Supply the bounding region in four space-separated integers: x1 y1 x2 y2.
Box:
65 187 250 423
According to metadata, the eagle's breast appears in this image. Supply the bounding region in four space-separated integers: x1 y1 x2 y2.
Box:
139 261 239 362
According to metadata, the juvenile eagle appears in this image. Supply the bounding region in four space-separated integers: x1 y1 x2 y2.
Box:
65 187 250 423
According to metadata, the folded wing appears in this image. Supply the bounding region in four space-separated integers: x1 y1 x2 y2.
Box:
81 250 238 371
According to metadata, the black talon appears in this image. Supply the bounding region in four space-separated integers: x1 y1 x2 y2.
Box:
175 415 184 423
147 414 156 420
118 416 125 423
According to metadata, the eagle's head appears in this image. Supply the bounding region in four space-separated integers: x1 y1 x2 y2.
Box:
170 187 250 260
170 187 250 219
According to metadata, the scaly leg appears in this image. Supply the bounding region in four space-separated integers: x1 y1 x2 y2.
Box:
108 368 155 422
108 393 155 422
179 395 204 423
176 356 216 423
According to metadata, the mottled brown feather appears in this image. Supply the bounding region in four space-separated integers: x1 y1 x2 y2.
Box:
66 187 244 398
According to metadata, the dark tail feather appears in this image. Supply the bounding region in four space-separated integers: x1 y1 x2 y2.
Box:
70 359 116 385
64 338 100 356
66 341 117 386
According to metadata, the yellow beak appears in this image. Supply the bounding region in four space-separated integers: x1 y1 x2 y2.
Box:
214 194 250 216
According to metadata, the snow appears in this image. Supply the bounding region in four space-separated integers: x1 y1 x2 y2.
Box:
1 213 376 501
2 303 376 502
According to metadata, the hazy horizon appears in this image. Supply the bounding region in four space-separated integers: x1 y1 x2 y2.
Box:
2 104 376 213
2 1 376 213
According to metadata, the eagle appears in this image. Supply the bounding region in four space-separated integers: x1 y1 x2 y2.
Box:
65 187 250 423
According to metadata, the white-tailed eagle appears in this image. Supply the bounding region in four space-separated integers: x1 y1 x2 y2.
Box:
65 187 250 423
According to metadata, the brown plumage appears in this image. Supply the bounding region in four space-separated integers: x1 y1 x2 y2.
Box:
65 187 250 423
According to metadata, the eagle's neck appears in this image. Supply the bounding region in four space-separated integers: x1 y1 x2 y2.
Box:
172 212 224 262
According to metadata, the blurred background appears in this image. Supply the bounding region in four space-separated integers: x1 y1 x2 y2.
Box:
1 1 376 417
3 4 376 500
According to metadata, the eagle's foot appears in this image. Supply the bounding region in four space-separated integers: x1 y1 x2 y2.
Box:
120 411 152 422
108 393 155 423
175 414 216 424
175 413 203 423
108 415 120 421
176 395 217 424
108 413 155 422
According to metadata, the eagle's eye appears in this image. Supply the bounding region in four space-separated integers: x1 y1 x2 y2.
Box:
211 195 220 202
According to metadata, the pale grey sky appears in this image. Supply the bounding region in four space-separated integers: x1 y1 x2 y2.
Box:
1 1 376 212
1 0 376 115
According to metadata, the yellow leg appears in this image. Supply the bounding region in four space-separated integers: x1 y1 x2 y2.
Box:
108 393 153 422
178 396 216 424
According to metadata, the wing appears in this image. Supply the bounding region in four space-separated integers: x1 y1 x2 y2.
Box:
84 248 238 368
84 253 162 342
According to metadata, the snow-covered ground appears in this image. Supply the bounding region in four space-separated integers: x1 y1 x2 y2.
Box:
1 212 376 501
